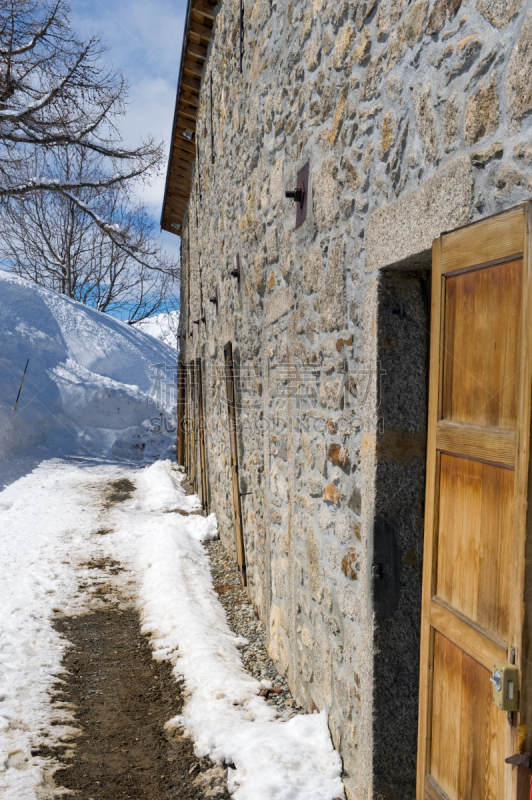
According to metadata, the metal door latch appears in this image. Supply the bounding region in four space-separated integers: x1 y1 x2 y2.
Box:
506 753 532 768
491 661 519 711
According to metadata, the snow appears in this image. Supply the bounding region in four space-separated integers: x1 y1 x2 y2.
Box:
123 462 345 800
0 270 177 462
0 459 345 800
0 457 133 798
0 273 344 799
134 309 180 348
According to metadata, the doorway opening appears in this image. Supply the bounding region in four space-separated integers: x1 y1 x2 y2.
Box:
373 263 431 800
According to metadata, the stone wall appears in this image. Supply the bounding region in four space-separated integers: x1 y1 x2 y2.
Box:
176 0 532 797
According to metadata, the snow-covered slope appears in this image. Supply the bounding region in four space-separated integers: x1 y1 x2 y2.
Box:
134 309 180 348
0 271 177 462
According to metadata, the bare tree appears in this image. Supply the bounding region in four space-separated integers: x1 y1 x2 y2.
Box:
0 0 170 270
0 150 179 323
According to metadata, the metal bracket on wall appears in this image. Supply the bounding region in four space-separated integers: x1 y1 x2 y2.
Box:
231 254 241 292
285 160 309 229
209 286 219 314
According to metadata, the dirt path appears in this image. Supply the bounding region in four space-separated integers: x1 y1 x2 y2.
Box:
40 478 230 800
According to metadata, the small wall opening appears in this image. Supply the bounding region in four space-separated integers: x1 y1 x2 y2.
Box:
373 263 432 800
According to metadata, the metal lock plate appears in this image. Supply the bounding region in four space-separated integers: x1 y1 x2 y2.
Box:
491 661 519 711
295 161 309 229
285 161 310 229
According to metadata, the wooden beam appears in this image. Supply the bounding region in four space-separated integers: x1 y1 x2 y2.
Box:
180 90 200 108
166 203 189 218
188 19 213 40
172 144 196 161
167 204 189 218
175 115 197 132
168 170 193 186
176 106 198 125
165 192 189 208
183 56 204 79
174 138 196 157
169 160 193 176
167 169 192 183
191 8 213 27
192 0 217 21
182 75 201 95
186 40 208 60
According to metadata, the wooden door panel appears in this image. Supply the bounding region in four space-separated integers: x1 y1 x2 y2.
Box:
431 633 506 800
418 205 531 800
443 260 523 429
437 454 514 640
440 207 524 273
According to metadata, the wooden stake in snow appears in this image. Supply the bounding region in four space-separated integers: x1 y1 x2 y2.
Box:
14 359 29 411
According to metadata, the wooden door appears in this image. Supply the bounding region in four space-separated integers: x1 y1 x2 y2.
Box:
417 204 532 800
177 360 186 466
189 360 197 492
196 358 209 513
224 342 247 587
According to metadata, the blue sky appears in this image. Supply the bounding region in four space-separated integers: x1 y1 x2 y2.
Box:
72 0 188 260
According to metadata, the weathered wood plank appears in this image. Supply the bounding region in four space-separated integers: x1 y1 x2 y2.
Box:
425 775 451 800
436 421 516 468
430 598 507 671
441 206 524 274
417 238 443 800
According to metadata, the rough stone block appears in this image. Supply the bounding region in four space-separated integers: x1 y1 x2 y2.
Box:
378 110 395 160
506 12 532 128
329 443 350 467
333 21 355 68
341 547 361 580
270 158 284 206
465 74 499 144
365 156 472 271
477 0 521 29
427 0 462 34
303 244 324 294
321 239 347 331
323 483 341 504
471 142 504 165
414 85 439 163
265 286 291 325
313 158 339 233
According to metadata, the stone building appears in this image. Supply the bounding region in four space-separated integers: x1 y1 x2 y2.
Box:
161 0 532 797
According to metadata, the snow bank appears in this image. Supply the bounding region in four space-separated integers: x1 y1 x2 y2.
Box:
0 271 177 461
115 461 345 800
134 309 180 348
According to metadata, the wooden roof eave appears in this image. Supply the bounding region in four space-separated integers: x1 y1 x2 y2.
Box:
160 0 217 234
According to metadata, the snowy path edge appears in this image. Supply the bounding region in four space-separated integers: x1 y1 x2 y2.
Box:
117 460 346 800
